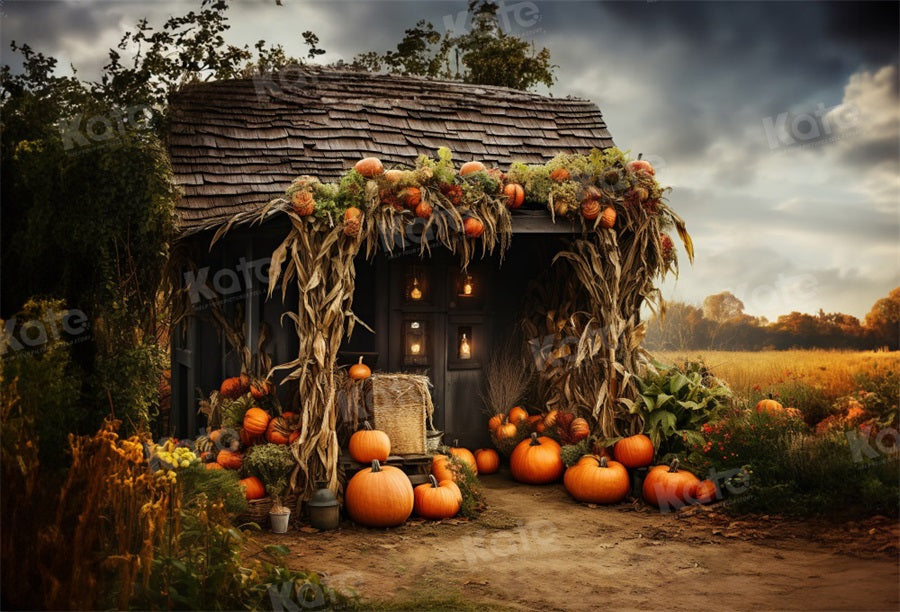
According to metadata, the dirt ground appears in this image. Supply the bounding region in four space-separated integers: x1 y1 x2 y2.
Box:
249 471 900 611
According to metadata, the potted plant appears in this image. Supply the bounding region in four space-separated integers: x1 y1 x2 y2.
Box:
245 443 294 533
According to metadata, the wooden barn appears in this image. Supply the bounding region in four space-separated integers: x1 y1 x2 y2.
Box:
166 68 686 495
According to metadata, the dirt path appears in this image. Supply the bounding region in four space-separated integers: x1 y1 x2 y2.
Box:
251 472 900 610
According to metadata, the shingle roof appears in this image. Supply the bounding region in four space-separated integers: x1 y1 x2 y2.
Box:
167 68 615 234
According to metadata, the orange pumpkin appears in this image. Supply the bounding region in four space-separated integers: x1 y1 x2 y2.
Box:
488 414 504 432
510 433 563 485
291 190 315 216
542 410 558 428
508 406 528 425
240 476 266 500
459 161 486 175
563 456 630 504
266 416 293 445
219 376 249 400
599 206 616 229
355 157 384 178
463 217 484 238
415 200 433 219
581 198 601 220
345 459 414 527
526 415 543 430
250 380 274 400
414 475 462 520
216 449 243 470
449 440 477 475
205 461 224 470
569 418 590 443
474 448 500 474
402 187 422 208
642 459 700 509
431 454 455 482
349 356 371 380
626 155 655 176
243 407 270 436
695 479 718 504
755 398 783 414
613 434 654 468
504 183 524 208
349 422 391 463
289 430 300 445
495 422 518 440
535 422 547 433
550 167 570 182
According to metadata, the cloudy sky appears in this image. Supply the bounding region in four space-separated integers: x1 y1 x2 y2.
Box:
3 0 898 321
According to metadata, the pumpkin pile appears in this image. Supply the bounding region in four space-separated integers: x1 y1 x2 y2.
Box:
487 406 560 457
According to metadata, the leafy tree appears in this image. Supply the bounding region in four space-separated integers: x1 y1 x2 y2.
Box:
864 287 900 350
702 291 746 323
348 0 555 90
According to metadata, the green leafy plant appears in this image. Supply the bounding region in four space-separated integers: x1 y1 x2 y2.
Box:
627 361 732 456
244 443 294 508
446 454 485 519
560 438 591 467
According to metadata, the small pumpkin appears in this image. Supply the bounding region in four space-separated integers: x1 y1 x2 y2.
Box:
431 454 455 482
266 416 294 445
642 458 700 508
205 461 224 470
755 397 783 414
402 187 422 208
474 448 500 474
581 198 601 220
542 410 558 428
291 190 315 216
449 440 477 475
495 422 518 440
243 407 271 436
345 459 414 527
510 433 564 485
343 207 363 238
695 479 718 504
488 414 504 432
508 406 528 425
460 161 486 176
216 449 243 470
250 379 274 400
550 167 570 182
355 157 384 178
625 154 654 176
220 376 249 400
414 475 462 520
240 476 266 500
599 206 616 229
569 418 590 443
526 414 543 430
504 183 525 208
414 200 433 219
463 217 484 238
349 422 391 463
349 356 371 380
613 434 654 468
563 456 630 504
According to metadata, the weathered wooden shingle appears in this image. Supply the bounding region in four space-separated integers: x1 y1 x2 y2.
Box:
168 68 615 233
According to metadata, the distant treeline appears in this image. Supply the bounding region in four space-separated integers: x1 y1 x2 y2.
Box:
645 288 898 351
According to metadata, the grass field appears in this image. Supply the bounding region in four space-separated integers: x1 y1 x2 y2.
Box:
652 350 899 410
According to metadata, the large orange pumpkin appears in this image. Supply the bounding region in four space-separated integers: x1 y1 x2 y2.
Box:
240 476 266 500
355 157 384 178
614 434 654 468
449 440 477 475
474 448 500 474
459 161 486 175
510 433 563 485
564 456 630 504
243 407 270 436
504 183 524 208
642 458 700 509
345 460 414 527
349 422 391 463
431 454 455 482
349 356 371 380
414 475 462 520
508 406 528 425
216 449 243 470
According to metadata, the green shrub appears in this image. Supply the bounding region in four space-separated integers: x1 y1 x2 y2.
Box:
245 443 294 503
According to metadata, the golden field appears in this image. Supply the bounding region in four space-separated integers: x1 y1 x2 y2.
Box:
652 350 899 401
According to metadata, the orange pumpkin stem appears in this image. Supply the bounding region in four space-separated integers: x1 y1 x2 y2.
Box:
598 456 608 468
668 458 680 473
529 432 540 446
371 459 382 472
428 474 439 488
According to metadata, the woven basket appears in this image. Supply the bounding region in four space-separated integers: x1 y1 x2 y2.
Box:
370 374 434 455
234 493 299 526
